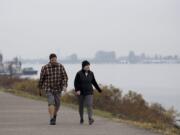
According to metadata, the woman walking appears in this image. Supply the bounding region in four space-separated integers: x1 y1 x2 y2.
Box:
74 60 102 125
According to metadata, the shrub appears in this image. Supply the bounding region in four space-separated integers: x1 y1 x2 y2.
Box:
62 85 177 126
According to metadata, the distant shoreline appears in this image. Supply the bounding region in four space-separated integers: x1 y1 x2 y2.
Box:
22 62 180 65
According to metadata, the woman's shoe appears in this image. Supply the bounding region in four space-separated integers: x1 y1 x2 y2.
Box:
89 118 94 125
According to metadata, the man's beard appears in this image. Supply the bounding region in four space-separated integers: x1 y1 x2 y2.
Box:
51 62 58 67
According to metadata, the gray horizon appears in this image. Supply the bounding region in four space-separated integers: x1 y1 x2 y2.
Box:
0 0 180 59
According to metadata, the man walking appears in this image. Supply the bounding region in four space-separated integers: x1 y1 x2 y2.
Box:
74 60 102 125
39 53 68 125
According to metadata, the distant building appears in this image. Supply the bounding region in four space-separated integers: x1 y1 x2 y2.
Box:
63 54 79 63
0 55 22 76
93 51 117 63
67 54 78 61
128 51 139 64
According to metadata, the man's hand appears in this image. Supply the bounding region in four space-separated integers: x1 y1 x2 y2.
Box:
63 87 67 93
99 89 102 93
76 91 81 96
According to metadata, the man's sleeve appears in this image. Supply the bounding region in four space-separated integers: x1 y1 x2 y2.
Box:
38 66 46 89
74 73 80 92
91 72 102 92
61 65 68 88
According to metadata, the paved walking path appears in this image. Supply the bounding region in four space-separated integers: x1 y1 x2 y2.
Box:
0 92 161 135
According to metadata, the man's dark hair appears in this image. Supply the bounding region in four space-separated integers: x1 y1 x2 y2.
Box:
49 53 57 60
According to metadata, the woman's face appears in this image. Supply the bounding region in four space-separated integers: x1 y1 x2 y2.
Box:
83 65 90 71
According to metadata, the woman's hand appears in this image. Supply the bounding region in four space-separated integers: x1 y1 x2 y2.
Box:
76 91 81 96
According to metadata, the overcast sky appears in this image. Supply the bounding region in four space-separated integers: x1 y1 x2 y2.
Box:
0 0 179 59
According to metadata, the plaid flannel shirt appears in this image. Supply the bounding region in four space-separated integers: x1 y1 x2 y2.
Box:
38 62 68 93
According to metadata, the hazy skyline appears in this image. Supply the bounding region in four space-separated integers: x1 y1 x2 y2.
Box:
0 0 180 59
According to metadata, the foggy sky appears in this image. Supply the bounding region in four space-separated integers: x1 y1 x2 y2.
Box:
0 0 179 59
